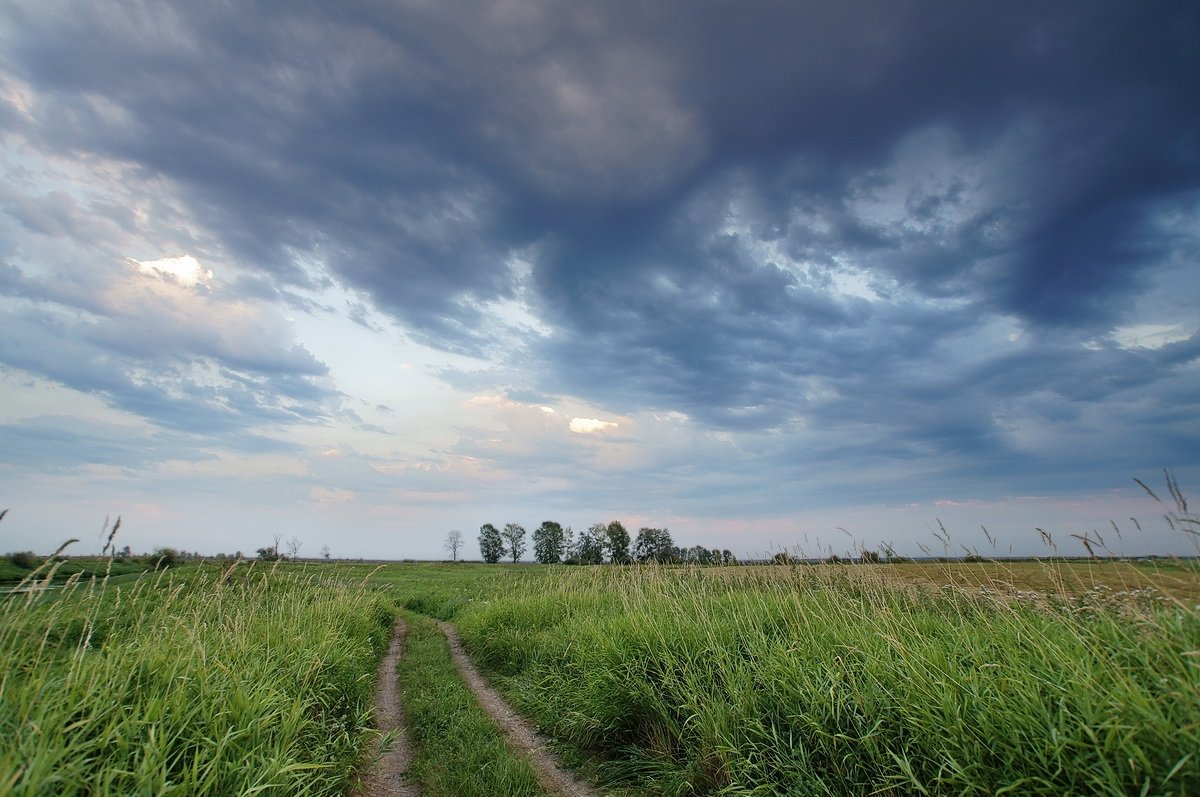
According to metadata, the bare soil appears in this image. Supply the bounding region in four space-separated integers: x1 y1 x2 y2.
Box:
438 621 602 797
356 619 420 796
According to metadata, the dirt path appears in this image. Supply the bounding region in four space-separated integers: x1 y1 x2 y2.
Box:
357 619 420 797
438 621 602 797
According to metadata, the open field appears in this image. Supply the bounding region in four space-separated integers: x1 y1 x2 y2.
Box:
689 558 1200 607
4 553 1199 795
452 561 1200 796
1 561 394 796
879 558 1200 607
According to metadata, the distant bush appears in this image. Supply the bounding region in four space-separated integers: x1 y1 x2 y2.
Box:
7 551 39 569
149 547 180 569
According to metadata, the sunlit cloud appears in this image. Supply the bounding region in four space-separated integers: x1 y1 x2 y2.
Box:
569 417 618 434
127 255 212 287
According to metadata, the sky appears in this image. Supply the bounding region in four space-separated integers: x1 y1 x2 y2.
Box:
1 1 1198 561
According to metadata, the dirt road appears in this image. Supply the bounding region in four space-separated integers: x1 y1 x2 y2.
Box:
438 621 602 797
357 619 420 796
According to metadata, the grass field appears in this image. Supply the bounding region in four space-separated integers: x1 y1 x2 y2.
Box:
1 561 394 796
452 561 1200 796
3 543 1198 795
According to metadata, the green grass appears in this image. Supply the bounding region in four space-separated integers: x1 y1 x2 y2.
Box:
0 557 28 584
454 564 1200 796
343 560 547 619
0 562 394 796
0 555 154 586
397 612 545 796
5 546 1195 796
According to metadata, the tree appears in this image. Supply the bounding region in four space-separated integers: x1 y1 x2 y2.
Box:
562 525 576 563
532 521 565 564
286 536 303 559
605 520 631 563
501 523 527 562
320 544 331 560
256 545 282 561
152 547 180 569
478 523 503 563
633 527 675 563
577 524 606 564
444 529 465 562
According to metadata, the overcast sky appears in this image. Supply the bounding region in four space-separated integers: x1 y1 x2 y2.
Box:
1 1 1197 560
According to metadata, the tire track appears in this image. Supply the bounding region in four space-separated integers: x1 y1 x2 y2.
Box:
437 621 602 797
357 618 420 796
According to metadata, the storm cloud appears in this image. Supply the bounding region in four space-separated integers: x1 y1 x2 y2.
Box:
1 1 1197 556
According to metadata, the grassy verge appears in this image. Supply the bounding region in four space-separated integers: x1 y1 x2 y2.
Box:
455 564 1200 796
397 612 545 796
0 562 393 796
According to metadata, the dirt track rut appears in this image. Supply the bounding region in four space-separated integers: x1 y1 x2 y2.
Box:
438 621 602 797
358 619 420 796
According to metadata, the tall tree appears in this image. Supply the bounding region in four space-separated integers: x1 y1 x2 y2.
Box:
577 524 606 565
532 520 565 564
562 525 576 563
501 523 527 563
444 529 464 562
633 527 675 563
478 523 503 563
605 520 631 563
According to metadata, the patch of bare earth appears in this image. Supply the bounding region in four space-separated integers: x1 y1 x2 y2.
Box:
355 619 420 797
438 621 602 797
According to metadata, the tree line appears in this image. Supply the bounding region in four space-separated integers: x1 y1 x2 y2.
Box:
472 521 735 565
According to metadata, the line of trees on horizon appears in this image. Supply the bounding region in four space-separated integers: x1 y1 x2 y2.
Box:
474 521 735 565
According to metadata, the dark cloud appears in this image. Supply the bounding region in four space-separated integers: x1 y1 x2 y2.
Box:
2 0 1197 500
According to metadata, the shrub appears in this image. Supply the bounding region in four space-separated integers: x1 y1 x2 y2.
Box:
149 547 180 569
7 551 39 570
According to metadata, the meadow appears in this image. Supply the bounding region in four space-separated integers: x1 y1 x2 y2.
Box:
452 561 1200 795
0 559 394 796
3 540 1199 795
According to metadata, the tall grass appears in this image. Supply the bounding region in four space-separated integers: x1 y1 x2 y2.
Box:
0 561 394 796
455 564 1200 795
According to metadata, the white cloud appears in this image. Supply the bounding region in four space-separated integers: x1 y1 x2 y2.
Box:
569 417 617 434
